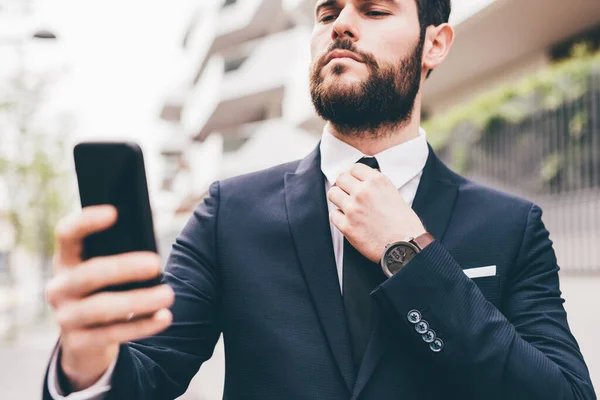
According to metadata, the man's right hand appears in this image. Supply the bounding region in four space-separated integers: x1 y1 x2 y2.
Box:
46 205 175 392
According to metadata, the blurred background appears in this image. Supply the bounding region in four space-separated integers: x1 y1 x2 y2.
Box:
0 0 599 398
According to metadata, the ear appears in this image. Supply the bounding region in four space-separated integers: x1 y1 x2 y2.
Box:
422 23 454 74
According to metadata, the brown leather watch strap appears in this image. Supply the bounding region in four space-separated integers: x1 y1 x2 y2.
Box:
411 232 435 251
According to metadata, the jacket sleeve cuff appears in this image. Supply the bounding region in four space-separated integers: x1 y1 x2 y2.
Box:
374 240 467 309
372 240 482 353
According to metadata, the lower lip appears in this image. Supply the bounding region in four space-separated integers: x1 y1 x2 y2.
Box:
328 57 359 64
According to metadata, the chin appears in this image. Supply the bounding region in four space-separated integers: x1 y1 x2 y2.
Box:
320 80 363 101
321 68 365 86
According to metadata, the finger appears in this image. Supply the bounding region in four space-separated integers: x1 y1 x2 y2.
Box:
327 185 350 212
349 163 380 181
329 208 347 233
49 252 162 301
65 309 173 350
55 205 118 267
56 285 174 330
335 172 361 195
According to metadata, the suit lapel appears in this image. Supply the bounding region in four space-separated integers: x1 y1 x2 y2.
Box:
284 146 356 392
351 145 460 399
411 144 460 241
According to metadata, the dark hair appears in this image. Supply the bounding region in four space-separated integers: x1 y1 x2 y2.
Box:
415 0 451 77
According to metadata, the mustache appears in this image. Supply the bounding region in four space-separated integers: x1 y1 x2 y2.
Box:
317 38 379 71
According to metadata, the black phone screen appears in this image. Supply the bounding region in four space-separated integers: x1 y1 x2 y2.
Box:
73 142 161 290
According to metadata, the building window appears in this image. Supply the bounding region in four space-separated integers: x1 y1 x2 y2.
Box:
161 153 183 191
223 54 249 73
223 135 250 153
222 0 237 8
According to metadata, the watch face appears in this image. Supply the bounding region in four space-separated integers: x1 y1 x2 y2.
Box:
383 243 419 276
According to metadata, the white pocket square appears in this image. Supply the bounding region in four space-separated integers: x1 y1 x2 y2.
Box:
463 265 496 279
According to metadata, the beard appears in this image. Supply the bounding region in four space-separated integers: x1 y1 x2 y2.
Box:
309 38 424 137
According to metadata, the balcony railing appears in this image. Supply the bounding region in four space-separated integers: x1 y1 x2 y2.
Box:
438 72 600 274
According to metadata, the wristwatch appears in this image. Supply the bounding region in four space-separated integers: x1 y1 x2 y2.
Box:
380 232 435 278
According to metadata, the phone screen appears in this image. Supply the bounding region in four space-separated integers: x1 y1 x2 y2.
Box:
74 142 161 290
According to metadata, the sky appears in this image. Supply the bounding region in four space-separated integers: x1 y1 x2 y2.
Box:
22 0 203 199
37 0 198 138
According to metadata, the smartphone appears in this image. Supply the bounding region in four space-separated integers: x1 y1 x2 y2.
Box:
73 142 163 291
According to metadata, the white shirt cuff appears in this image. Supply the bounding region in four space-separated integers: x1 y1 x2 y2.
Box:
47 343 117 400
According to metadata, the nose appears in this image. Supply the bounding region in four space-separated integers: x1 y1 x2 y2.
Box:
331 7 359 42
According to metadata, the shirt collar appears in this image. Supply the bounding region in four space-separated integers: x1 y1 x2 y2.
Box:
319 124 429 190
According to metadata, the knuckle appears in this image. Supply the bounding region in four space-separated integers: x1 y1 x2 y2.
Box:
329 210 339 224
355 188 369 203
344 203 355 216
54 218 70 241
54 213 79 241
68 267 88 292
336 172 348 185
365 179 378 191
331 210 344 226
326 189 334 202
55 307 73 328
347 202 361 217
374 173 387 185
328 188 340 203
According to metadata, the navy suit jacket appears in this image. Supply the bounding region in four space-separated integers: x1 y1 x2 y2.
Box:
44 145 595 399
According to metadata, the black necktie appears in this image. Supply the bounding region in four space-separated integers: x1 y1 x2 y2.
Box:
342 157 387 369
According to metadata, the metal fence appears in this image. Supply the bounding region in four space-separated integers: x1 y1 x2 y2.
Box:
440 72 600 275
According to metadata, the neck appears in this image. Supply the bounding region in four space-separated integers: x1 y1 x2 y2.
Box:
326 101 422 156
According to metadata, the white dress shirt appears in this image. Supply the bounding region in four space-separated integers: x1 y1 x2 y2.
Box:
47 125 429 399
319 125 429 291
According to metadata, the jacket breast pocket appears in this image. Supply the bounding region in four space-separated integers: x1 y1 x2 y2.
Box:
471 276 502 306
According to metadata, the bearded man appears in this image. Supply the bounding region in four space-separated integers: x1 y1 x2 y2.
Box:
43 1 595 399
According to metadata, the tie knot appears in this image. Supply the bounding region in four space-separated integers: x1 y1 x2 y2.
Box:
357 157 379 170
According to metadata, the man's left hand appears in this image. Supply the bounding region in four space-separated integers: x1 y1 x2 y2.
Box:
327 163 426 263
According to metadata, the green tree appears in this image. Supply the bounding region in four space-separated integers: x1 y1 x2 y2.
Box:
0 59 74 322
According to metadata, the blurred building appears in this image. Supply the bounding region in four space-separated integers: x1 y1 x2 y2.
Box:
423 0 600 275
157 0 598 207
156 0 600 271
423 0 600 115
155 0 319 245
0 0 66 338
